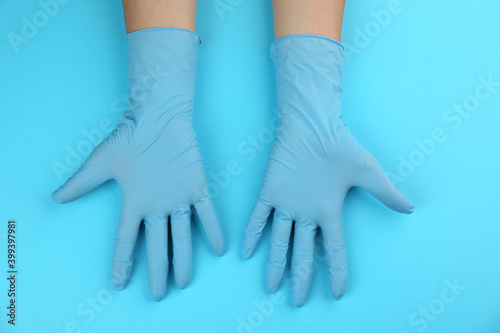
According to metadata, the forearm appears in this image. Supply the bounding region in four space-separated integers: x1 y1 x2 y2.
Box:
272 0 345 41
122 0 197 34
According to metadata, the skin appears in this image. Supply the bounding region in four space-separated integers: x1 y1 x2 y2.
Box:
122 0 344 41
273 0 346 41
122 0 197 34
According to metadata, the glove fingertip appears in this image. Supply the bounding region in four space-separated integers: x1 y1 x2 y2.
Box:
394 191 415 214
405 203 415 214
113 280 126 291
112 264 132 291
266 280 279 294
176 277 190 290
51 188 67 204
241 244 254 260
214 242 225 257
150 289 166 302
292 295 306 308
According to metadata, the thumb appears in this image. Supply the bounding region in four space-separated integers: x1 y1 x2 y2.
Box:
354 150 414 214
51 144 113 204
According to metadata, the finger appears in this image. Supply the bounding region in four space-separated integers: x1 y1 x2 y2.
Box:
290 220 317 308
242 197 272 259
171 209 192 289
266 211 293 293
194 196 225 256
112 212 141 291
144 216 168 301
51 145 111 204
355 151 414 214
321 221 347 300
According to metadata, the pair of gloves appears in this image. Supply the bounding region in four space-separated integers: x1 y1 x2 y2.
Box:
52 28 413 306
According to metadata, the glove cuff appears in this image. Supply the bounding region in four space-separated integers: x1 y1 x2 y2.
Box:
270 34 343 52
270 35 345 126
126 28 200 122
126 27 202 44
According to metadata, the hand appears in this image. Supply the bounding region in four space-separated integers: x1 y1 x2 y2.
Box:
52 29 224 301
242 35 414 307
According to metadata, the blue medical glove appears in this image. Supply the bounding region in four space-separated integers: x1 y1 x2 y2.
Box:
242 35 414 307
52 28 224 301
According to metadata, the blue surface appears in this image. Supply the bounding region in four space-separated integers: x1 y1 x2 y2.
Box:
1 0 499 332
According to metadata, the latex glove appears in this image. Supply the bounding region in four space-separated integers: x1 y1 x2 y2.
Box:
242 35 414 307
52 28 224 301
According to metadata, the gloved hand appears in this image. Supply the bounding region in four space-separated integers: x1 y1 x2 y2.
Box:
52 28 224 301
242 35 414 307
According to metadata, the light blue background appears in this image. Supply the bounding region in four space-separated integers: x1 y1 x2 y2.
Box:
1 0 500 332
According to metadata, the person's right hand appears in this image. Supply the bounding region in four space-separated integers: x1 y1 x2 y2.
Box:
52 29 224 301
